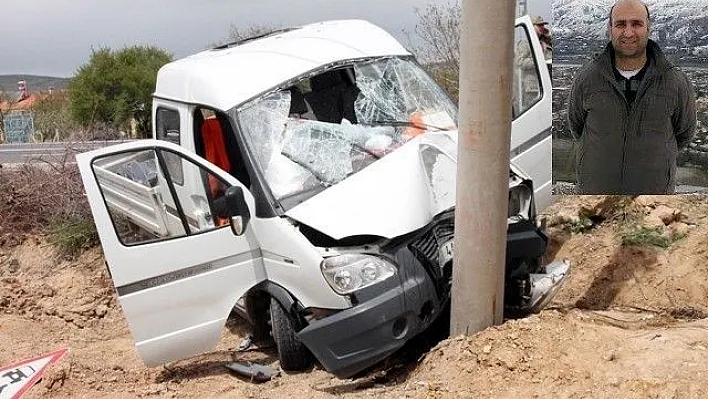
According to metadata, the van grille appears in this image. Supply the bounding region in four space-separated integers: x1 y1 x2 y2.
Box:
408 212 455 295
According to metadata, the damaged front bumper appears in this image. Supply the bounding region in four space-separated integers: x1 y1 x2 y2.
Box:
297 265 435 378
297 216 570 379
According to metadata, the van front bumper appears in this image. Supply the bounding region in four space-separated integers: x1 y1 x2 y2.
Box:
297 249 439 379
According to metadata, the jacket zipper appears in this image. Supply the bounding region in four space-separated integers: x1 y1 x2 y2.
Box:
608 77 630 191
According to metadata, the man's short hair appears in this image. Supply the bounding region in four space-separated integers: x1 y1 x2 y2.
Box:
608 1 651 26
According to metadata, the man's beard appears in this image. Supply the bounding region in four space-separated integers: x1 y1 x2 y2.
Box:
613 38 648 60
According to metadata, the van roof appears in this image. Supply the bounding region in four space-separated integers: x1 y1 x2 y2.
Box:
154 20 411 111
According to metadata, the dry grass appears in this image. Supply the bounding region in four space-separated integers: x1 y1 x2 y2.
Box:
0 152 97 257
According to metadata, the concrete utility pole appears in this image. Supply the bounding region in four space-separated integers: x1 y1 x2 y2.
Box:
450 0 516 335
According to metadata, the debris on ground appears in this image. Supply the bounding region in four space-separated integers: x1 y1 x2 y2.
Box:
224 362 278 383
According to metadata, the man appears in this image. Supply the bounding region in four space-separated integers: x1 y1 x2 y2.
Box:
567 0 696 194
515 16 552 113
532 16 553 61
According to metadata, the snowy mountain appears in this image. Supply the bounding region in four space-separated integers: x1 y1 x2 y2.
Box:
553 0 708 64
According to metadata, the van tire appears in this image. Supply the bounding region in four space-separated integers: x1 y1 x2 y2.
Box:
245 292 274 347
270 298 312 371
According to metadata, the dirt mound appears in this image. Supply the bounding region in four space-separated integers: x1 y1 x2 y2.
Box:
408 310 708 398
0 238 136 397
543 194 708 315
1 239 116 330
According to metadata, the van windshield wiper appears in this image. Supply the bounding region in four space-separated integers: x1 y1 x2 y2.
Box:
367 120 447 132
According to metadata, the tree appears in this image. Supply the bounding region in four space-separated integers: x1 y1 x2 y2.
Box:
68 45 172 138
406 2 461 102
31 91 81 141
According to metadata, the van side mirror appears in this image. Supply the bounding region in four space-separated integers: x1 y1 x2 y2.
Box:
221 186 250 236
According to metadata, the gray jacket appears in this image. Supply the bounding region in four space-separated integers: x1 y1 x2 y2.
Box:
567 40 696 194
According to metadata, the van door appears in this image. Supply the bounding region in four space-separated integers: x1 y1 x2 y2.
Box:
511 15 553 212
76 140 265 366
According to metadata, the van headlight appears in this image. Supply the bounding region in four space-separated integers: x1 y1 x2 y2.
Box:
321 254 397 295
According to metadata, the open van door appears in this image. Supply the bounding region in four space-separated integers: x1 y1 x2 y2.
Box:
511 15 553 212
76 140 265 366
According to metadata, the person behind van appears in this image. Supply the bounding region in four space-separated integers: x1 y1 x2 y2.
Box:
516 17 552 65
567 0 696 194
532 16 552 61
515 16 551 112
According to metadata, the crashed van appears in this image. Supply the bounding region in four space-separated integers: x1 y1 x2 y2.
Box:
77 17 568 378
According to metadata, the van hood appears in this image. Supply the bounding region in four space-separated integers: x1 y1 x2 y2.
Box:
285 132 459 240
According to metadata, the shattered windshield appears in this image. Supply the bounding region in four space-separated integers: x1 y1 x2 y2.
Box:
231 57 458 208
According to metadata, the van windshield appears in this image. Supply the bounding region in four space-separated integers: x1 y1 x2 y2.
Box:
231 57 458 208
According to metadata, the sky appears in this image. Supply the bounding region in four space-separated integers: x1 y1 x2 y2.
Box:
0 0 550 77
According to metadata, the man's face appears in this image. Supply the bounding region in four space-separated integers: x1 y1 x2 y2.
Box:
609 1 650 59
534 24 545 36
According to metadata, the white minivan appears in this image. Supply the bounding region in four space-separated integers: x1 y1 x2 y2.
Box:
77 18 568 378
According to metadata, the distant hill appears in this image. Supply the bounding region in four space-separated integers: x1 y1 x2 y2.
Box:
554 0 708 65
0 74 70 93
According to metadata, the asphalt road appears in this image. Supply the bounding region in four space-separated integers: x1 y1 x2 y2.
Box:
0 140 130 164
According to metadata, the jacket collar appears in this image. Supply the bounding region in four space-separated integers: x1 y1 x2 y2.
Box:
595 39 674 101
597 39 672 77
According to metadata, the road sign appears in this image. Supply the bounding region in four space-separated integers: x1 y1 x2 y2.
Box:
2 111 34 143
0 349 68 399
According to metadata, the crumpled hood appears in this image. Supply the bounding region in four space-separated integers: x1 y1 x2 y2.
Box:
285 132 459 240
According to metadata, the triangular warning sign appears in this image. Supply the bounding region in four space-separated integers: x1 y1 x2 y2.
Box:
0 349 68 399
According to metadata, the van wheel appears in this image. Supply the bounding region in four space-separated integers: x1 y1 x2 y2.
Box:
269 298 312 371
245 292 274 347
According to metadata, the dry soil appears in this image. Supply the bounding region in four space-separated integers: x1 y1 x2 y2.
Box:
1 195 708 398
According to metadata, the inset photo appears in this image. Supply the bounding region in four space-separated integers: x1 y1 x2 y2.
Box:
552 0 708 195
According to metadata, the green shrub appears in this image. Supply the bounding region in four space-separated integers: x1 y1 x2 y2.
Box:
569 215 594 234
31 91 81 141
69 45 172 137
48 217 99 259
620 226 672 248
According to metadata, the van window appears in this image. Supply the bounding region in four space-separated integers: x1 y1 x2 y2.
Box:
193 107 251 188
91 148 232 246
155 107 183 185
513 25 543 118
